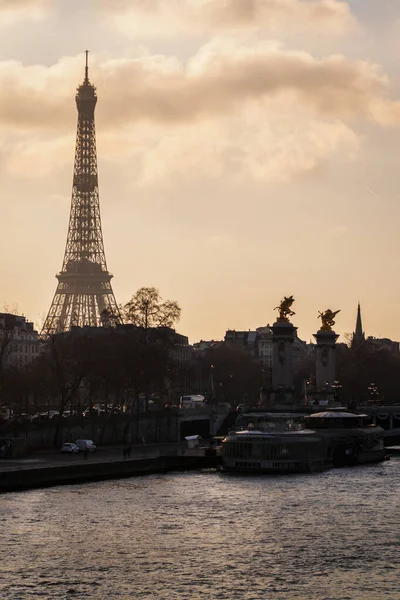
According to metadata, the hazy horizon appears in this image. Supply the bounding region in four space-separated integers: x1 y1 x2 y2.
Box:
1 0 399 343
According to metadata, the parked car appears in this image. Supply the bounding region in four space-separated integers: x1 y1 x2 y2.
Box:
76 439 96 452
61 442 79 453
82 407 105 417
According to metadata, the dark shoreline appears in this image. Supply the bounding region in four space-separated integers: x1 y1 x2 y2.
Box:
0 455 221 493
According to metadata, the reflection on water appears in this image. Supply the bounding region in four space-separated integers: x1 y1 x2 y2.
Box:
0 459 399 599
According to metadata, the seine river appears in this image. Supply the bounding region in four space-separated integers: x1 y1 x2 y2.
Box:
1 458 399 599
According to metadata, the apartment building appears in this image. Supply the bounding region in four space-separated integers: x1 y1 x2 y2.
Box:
0 313 40 368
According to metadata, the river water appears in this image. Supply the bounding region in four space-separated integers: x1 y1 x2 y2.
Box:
0 458 399 600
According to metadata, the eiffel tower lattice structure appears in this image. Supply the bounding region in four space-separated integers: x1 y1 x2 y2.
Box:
42 53 120 335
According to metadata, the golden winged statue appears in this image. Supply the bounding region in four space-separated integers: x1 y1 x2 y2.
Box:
275 295 295 323
318 309 340 331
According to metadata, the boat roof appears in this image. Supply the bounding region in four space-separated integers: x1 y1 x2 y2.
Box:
235 429 317 436
242 412 305 419
309 411 365 419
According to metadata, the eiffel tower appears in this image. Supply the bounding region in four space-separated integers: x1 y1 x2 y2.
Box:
42 52 120 335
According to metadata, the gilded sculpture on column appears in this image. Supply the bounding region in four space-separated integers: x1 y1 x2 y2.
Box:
275 295 295 323
318 309 340 331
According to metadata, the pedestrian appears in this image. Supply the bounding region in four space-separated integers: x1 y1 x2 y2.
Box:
127 445 132 458
83 447 88 460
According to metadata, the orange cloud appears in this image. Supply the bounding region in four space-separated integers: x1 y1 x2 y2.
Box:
99 0 355 35
0 0 49 23
2 41 399 185
0 43 397 132
124 105 358 186
0 102 359 185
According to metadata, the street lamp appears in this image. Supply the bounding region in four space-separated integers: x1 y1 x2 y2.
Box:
322 380 331 407
305 378 311 405
368 382 379 405
305 377 315 406
331 380 342 405
210 364 215 401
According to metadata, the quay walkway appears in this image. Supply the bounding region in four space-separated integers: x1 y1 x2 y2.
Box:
0 443 220 493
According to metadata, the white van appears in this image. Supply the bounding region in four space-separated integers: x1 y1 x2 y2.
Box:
180 395 205 409
76 439 96 452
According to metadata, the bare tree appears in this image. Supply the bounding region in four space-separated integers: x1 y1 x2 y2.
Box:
123 287 181 330
204 345 263 406
46 334 87 447
120 287 182 413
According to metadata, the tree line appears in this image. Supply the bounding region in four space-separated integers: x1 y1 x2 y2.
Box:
0 288 184 418
1 288 400 428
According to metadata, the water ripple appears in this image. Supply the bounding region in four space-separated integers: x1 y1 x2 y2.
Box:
0 460 399 599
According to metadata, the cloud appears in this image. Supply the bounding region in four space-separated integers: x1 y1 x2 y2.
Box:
0 42 399 133
0 0 42 6
3 134 74 177
133 109 359 185
0 0 49 24
1 108 359 185
1 39 398 185
99 0 355 36
0 56 80 131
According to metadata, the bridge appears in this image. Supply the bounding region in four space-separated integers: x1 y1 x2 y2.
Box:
358 406 400 435
383 428 400 446
177 405 230 438
175 405 400 445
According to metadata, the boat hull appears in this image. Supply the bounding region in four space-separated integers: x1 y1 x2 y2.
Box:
221 459 327 474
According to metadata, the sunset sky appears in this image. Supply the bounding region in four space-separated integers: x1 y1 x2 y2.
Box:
1 0 400 343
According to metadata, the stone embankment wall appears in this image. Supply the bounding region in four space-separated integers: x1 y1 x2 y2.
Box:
0 406 230 449
1 413 179 449
0 455 222 493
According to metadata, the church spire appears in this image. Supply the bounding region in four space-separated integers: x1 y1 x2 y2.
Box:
353 302 365 346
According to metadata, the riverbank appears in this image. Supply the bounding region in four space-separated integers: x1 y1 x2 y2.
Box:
0 452 221 493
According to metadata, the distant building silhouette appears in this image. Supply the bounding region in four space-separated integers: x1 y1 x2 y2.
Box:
256 326 273 369
55 323 191 367
367 337 399 354
224 325 308 370
192 340 222 352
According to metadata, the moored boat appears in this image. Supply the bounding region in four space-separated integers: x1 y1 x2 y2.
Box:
220 409 385 474
304 411 385 467
221 412 328 474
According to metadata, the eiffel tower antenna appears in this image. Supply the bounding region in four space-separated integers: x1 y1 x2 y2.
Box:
85 49 89 81
42 52 120 335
